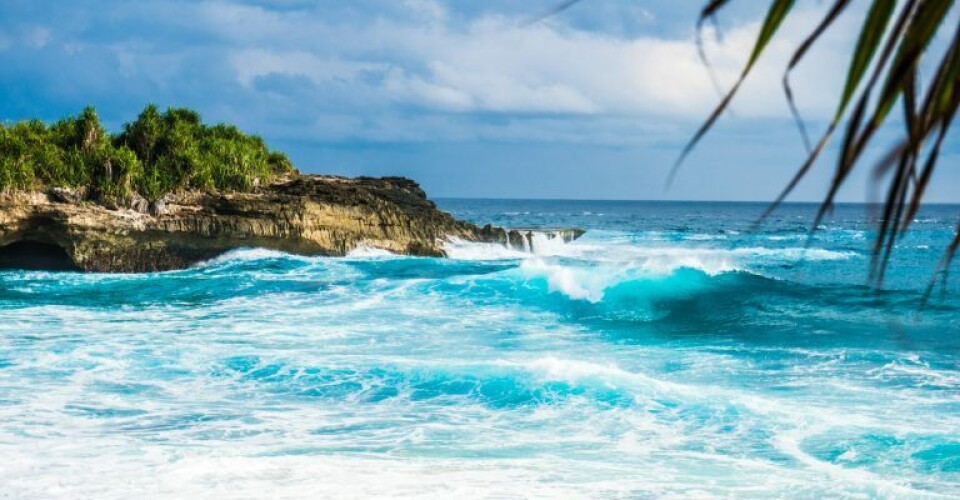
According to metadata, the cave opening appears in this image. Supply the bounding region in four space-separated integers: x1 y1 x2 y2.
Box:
0 241 81 272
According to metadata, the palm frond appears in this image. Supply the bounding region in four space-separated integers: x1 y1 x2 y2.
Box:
669 0 797 187
532 0 959 293
760 0 904 223
782 0 853 153
683 0 959 292
523 0 585 26
696 1 736 101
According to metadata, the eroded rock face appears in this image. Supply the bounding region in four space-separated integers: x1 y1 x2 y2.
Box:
0 176 489 272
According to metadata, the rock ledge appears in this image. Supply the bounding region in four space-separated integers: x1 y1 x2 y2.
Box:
0 176 507 272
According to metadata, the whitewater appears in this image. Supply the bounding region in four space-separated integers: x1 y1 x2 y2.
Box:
1 200 958 498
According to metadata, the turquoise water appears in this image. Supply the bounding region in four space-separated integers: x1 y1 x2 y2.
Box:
1 200 959 498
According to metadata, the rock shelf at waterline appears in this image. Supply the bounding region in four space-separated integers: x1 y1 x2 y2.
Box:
0 175 586 273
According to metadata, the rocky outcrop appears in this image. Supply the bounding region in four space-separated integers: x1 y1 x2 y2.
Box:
0 176 501 272
477 226 586 253
0 175 587 272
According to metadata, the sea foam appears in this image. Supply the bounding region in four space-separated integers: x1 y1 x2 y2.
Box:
2 200 958 498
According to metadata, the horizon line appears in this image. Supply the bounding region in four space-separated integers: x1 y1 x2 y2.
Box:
432 196 960 207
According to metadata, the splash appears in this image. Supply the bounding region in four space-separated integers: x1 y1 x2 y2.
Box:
346 245 396 258
443 237 528 260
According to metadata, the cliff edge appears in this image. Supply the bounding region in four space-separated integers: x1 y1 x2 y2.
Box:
0 175 559 272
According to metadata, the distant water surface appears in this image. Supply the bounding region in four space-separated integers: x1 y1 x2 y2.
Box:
1 199 959 498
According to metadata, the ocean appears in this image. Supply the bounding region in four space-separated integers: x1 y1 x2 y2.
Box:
1 199 959 498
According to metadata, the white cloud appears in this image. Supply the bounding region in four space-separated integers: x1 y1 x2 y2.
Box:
383 67 476 111
401 0 448 25
395 60 599 114
231 49 384 88
218 2 854 126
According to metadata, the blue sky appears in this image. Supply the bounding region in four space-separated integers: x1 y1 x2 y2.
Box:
1 0 957 201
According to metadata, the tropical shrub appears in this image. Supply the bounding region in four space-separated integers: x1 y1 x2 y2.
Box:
0 105 295 202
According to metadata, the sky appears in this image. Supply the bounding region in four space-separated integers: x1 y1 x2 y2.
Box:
0 0 957 201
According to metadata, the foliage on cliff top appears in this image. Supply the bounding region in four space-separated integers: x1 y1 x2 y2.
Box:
0 105 295 201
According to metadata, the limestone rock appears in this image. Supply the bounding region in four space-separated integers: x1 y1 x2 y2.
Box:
148 199 166 217
0 175 495 272
48 187 86 204
129 195 149 214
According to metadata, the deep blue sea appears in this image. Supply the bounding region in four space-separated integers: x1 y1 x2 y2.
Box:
2 200 959 498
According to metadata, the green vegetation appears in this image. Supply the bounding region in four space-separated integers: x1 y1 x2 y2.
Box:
547 0 956 292
677 0 960 293
677 0 959 290
0 105 295 202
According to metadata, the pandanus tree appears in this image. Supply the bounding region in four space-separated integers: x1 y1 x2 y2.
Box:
0 105 295 202
681 0 958 298
539 0 959 295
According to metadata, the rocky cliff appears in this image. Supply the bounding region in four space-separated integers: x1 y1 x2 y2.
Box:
0 175 581 273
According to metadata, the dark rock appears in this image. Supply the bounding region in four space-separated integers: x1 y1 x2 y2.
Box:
129 195 149 214
2 175 586 273
48 187 86 204
148 199 166 217
0 176 495 272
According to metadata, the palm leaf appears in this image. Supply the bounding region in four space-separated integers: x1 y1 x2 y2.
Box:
782 0 853 153
838 0 898 121
669 0 796 186
805 0 919 232
872 0 954 126
904 27 960 229
523 0 584 26
694 0 960 293
761 0 907 224
533 0 960 292
819 0 952 275
696 1 735 100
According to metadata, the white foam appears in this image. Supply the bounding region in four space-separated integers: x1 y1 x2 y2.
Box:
686 234 727 241
346 245 395 258
528 232 573 255
635 252 739 276
520 258 613 302
5 224 944 499
517 250 743 303
771 425 930 497
444 233 856 284
443 237 527 260
198 247 306 266
517 356 690 395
